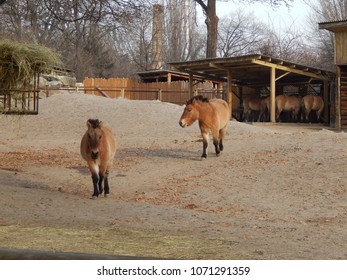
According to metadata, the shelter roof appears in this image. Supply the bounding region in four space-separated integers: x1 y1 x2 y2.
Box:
136 69 220 83
169 54 334 86
319 19 347 32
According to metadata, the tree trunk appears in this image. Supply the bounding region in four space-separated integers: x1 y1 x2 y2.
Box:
205 0 218 58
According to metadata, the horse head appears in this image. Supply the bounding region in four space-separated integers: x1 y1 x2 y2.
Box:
179 95 208 127
86 119 103 159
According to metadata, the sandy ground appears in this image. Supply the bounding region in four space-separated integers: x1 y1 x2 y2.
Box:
0 93 346 259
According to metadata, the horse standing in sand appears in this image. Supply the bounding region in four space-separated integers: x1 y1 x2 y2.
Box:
301 95 324 123
80 119 117 199
275 95 302 122
243 96 269 122
179 95 230 159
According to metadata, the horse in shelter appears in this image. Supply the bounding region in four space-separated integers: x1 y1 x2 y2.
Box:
243 96 269 122
301 95 324 123
80 119 117 199
179 95 230 159
275 95 302 122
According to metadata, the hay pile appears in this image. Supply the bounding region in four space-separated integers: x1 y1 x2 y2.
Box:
0 39 61 89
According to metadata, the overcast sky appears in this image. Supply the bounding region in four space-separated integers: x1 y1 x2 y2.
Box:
215 0 311 32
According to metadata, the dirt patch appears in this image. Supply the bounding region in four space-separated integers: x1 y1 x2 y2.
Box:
0 93 347 259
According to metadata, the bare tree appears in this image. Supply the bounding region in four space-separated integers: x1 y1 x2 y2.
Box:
218 7 317 66
40 0 148 79
194 0 218 58
0 1 58 43
258 19 306 62
165 0 205 61
217 9 267 57
118 1 205 71
303 0 347 70
0 0 150 79
117 8 153 72
194 0 294 58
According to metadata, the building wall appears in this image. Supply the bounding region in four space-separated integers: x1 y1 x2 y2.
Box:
335 32 347 65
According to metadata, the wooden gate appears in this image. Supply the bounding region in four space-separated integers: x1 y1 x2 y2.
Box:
0 90 40 114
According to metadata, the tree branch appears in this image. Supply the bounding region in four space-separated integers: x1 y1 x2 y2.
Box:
194 0 208 14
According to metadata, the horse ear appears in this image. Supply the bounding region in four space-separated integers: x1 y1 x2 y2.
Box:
87 119 93 128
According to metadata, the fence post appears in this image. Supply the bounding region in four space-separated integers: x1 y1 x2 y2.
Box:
157 89 162 101
121 88 125 98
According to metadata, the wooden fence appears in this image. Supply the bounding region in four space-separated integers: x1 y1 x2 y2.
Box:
83 78 222 105
0 89 39 114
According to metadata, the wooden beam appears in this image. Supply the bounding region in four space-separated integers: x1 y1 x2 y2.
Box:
336 68 341 129
95 86 110 98
275 71 290 81
270 67 276 123
189 73 194 98
171 66 226 82
323 80 329 124
252 59 330 81
209 63 228 70
227 70 233 119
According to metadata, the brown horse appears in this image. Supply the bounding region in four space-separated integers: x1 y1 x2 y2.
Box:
301 95 324 123
179 95 230 159
243 96 269 122
80 119 117 198
275 95 302 122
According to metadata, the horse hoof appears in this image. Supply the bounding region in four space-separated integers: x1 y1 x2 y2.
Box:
104 193 108 198
92 195 98 200
216 153 220 157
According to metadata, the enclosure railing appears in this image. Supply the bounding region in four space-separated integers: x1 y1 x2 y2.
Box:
82 86 224 105
4 85 233 116
38 85 239 118
0 89 40 114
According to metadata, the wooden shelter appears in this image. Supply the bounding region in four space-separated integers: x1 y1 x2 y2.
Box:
319 20 347 129
137 69 222 85
170 54 334 123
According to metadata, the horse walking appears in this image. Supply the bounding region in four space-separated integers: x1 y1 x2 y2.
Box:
179 95 230 159
243 96 269 122
301 95 324 123
80 119 117 199
275 95 302 122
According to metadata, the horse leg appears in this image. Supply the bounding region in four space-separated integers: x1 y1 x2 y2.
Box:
98 172 104 196
88 162 100 198
293 109 299 123
104 170 110 197
301 108 305 122
219 126 227 152
317 108 324 123
305 109 311 123
91 173 99 198
258 109 263 122
212 128 221 156
244 109 250 122
201 131 209 159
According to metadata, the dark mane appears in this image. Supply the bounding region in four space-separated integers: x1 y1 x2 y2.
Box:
88 119 101 128
186 95 209 105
